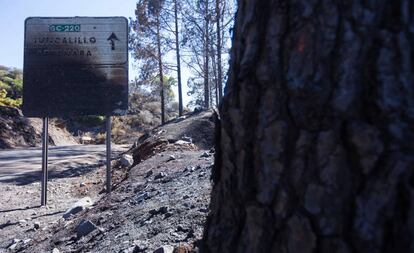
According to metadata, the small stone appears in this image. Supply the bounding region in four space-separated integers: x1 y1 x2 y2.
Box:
153 245 174 253
131 244 148 253
9 243 18 250
145 170 154 178
133 183 146 193
166 155 176 162
200 151 210 158
170 232 180 238
52 248 60 253
159 206 169 214
80 182 86 187
175 140 191 145
18 219 27 226
177 225 189 233
34 221 41 229
120 154 134 167
136 192 149 203
183 166 195 173
63 197 94 220
164 212 174 219
23 238 31 244
154 172 166 180
12 239 21 244
76 219 97 238
181 136 192 143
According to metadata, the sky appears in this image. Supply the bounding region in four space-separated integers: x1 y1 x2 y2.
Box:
0 0 190 105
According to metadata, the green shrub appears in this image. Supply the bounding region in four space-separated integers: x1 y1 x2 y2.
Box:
0 81 11 91
0 89 22 107
76 115 106 127
0 66 23 102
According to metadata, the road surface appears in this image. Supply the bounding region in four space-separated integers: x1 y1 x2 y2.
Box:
0 144 129 184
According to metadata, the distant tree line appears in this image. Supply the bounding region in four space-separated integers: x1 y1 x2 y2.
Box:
0 65 23 108
129 0 236 123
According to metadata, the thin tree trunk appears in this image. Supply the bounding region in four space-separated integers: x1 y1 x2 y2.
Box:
156 15 165 124
215 0 223 104
203 1 414 253
204 0 210 109
174 0 183 116
210 45 218 108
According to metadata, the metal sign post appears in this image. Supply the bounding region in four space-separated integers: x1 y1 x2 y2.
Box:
106 116 112 193
41 117 49 206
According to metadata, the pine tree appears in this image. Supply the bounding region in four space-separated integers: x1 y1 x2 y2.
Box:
203 1 414 252
130 0 170 123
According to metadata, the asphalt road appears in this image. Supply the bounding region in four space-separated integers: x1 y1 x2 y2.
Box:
0 144 130 184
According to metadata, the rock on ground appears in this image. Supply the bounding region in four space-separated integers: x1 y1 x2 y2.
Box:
120 154 134 167
62 197 94 219
76 219 97 238
153 245 174 253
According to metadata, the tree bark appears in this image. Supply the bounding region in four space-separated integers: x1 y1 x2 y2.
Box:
174 0 183 116
203 1 414 253
156 15 165 124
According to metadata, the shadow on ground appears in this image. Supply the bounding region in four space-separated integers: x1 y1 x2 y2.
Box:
0 163 103 185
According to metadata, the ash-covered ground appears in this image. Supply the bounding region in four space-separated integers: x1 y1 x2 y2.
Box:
0 110 216 253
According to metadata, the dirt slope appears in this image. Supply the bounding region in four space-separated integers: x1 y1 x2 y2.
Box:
0 110 216 253
0 106 78 149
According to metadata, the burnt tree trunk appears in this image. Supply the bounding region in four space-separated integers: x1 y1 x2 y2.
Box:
215 0 223 103
204 0 210 109
156 14 165 124
203 1 414 253
174 0 183 116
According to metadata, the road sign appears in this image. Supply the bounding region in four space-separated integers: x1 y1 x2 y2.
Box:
23 17 128 117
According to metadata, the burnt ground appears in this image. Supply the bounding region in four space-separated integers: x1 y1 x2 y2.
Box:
0 110 216 253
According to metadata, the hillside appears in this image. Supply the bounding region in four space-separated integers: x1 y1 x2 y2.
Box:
0 106 78 149
0 65 79 149
0 110 216 252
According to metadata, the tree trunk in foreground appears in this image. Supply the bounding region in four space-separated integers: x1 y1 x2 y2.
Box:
203 1 414 253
